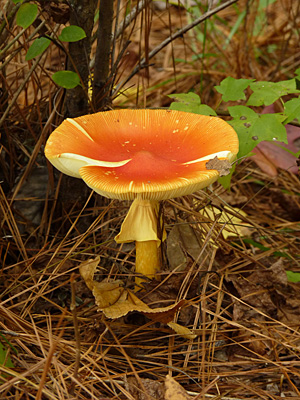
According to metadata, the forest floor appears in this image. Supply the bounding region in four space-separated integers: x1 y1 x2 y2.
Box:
1 1 300 399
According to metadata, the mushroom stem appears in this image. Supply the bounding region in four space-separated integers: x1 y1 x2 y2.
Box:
135 240 160 288
115 198 164 288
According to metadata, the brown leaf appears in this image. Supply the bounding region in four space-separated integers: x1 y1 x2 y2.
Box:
126 377 164 400
79 257 192 337
167 224 202 271
205 156 232 176
164 376 192 400
79 257 125 308
125 376 194 400
227 259 300 337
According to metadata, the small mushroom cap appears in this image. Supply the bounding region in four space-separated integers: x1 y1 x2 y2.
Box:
45 109 239 200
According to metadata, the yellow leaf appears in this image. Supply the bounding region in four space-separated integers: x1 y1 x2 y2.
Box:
167 322 196 340
199 205 251 240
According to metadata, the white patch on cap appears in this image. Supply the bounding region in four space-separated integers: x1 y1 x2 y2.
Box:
67 119 95 141
183 151 233 165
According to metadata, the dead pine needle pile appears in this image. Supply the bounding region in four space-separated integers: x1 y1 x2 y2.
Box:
0 1 300 399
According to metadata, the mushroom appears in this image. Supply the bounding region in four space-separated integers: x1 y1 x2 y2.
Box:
45 109 238 287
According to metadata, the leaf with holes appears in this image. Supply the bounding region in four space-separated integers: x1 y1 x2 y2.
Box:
228 105 287 158
247 80 300 106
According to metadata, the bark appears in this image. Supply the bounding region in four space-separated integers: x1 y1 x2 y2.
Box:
62 0 97 207
92 0 114 111
65 0 97 117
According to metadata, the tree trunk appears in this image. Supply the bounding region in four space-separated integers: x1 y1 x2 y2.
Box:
65 0 97 118
63 0 97 207
92 0 114 111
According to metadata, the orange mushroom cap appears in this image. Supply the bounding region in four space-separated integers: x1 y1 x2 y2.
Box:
45 109 239 200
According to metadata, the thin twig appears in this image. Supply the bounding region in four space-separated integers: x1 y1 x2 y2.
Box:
36 311 67 400
113 0 239 94
114 0 152 41
90 0 152 69
0 23 59 129
69 273 81 397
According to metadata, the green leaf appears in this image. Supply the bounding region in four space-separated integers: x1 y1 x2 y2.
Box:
243 238 290 258
168 92 216 116
194 104 217 116
295 68 300 79
283 98 300 123
258 0 276 9
215 77 254 102
25 37 51 61
0 343 14 368
247 79 300 106
218 163 235 189
16 3 38 29
286 270 300 283
224 10 246 48
12 0 24 3
58 25 86 42
228 105 287 158
52 71 81 89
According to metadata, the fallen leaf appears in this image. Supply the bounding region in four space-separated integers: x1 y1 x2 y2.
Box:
125 376 194 400
269 188 300 221
125 377 164 400
79 257 192 338
206 156 232 176
199 205 251 240
164 375 192 400
250 104 300 176
166 224 202 271
167 322 196 340
227 259 300 329
79 256 125 307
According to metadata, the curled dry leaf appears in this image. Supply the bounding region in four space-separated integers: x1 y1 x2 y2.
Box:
205 156 232 176
79 257 195 338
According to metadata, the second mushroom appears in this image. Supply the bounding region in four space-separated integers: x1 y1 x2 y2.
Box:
45 109 239 287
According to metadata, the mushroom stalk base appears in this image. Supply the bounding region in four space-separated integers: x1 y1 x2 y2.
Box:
135 240 160 288
114 198 164 289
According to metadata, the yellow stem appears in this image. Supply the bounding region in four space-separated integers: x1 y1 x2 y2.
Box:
135 240 160 289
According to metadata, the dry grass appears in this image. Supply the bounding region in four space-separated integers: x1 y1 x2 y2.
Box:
1 0 300 399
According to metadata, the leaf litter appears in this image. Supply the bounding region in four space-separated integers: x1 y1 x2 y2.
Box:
1 1 300 399
2 161 300 399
